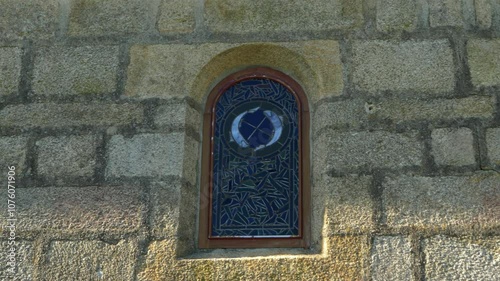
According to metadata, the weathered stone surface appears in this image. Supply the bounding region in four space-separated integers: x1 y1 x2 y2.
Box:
475 0 492 29
383 172 500 231
157 0 196 33
371 236 413 281
0 0 59 41
126 43 232 100
0 103 143 128
150 181 180 238
0 47 21 95
315 130 423 174
315 175 373 237
154 102 201 130
42 239 137 281
429 0 463 27
204 0 363 33
137 236 369 280
376 0 417 32
286 40 343 100
181 135 199 186
493 0 500 33
313 99 366 132
36 135 100 182
467 39 500 87
424 236 500 281
314 96 496 133
0 241 34 281
106 133 196 182
487 128 500 165
0 186 144 235
0 136 28 175
370 96 496 122
352 40 455 93
68 0 158 36
126 41 343 102
431 127 476 166
33 45 119 96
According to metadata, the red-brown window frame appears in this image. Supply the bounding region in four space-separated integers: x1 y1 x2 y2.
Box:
198 67 310 249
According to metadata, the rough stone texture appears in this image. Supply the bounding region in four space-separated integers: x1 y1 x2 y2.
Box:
36 135 100 182
157 0 196 33
126 43 233 100
352 40 455 93
0 241 34 281
204 0 363 33
475 0 492 29
314 96 496 132
149 180 197 256
467 39 500 87
0 47 22 96
153 102 201 130
126 41 343 103
371 236 413 281
180 135 200 186
68 0 159 36
314 130 423 174
376 0 418 32
431 127 476 166
42 240 138 281
106 133 197 184
429 0 463 27
32 45 119 96
0 0 59 41
313 99 367 132
424 236 500 281
151 180 184 238
383 172 500 232
286 40 343 100
0 186 144 236
137 236 369 280
487 128 500 166
493 0 500 32
315 175 374 238
0 136 28 175
0 103 144 128
369 96 496 123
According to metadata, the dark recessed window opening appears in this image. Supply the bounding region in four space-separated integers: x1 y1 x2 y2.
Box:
199 67 310 249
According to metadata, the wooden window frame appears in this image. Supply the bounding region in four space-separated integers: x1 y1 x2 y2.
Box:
198 67 310 249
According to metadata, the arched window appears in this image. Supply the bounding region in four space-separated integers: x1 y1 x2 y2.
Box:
199 67 310 248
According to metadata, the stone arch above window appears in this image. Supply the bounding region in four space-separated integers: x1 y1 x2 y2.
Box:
198 67 310 248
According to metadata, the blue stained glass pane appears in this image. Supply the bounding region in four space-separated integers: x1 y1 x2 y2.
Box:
211 78 300 238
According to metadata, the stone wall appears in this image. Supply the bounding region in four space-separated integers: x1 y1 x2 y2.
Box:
1 0 499 280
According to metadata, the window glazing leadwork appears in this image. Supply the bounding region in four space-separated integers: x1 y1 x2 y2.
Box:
211 78 299 237
199 67 310 248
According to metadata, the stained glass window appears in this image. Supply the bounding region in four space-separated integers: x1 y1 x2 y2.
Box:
199 67 310 248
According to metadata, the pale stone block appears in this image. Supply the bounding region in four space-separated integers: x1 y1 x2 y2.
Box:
0 103 144 128
314 130 423 174
486 128 500 165
467 39 500 87
372 236 413 281
68 0 159 36
383 173 500 231
352 40 455 93
36 135 100 181
33 45 119 96
157 0 196 33
0 47 22 95
424 236 500 281
431 127 476 166
204 0 363 33
376 0 418 32
42 240 138 280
